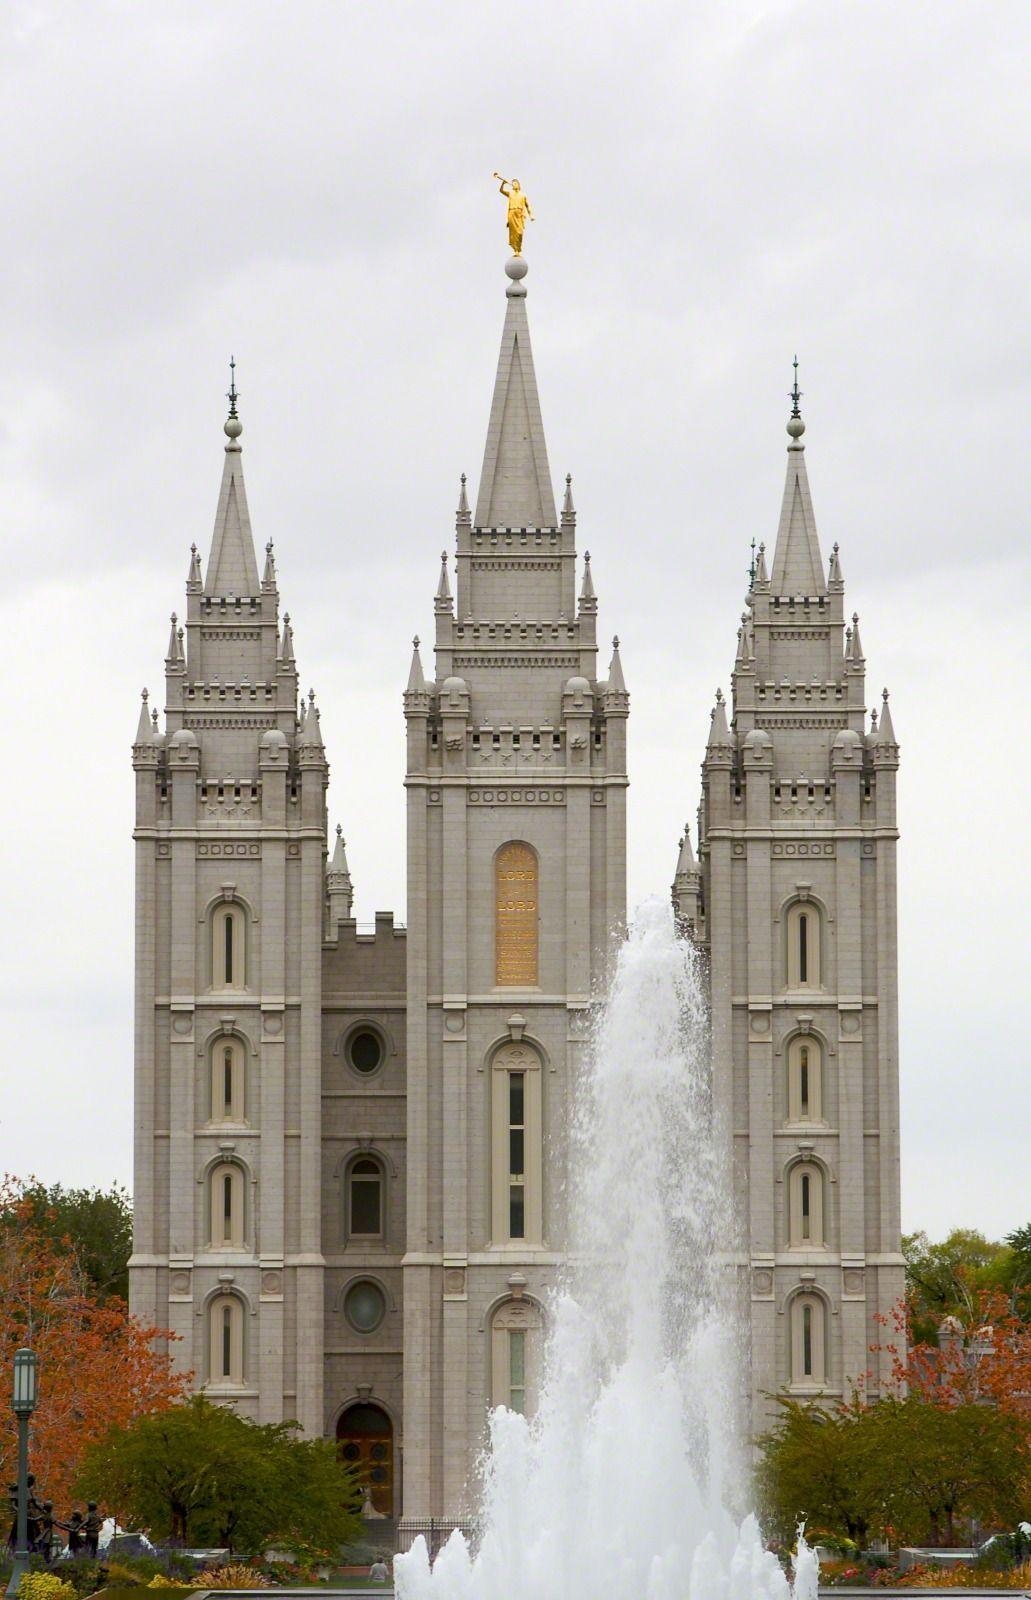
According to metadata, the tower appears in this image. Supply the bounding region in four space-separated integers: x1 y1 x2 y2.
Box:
677 373 905 1432
129 380 328 1433
402 257 628 1520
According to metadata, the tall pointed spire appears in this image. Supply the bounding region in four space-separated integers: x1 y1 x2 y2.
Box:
435 550 452 607
134 688 153 745
579 550 596 607
205 359 260 597
607 635 626 695
406 636 426 696
457 472 470 524
562 473 576 521
849 612 866 664
165 613 182 664
770 358 826 598
474 259 557 529
876 687 897 746
279 612 295 664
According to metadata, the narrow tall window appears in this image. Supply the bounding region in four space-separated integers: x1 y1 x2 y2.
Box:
210 1162 245 1248
491 1299 542 1416
211 1036 245 1122
508 1330 526 1414
490 1043 542 1245
789 1161 825 1248
221 1303 232 1377
209 1294 244 1385
495 842 539 986
212 904 246 990
791 1293 825 1385
787 1037 822 1124
509 1073 526 1240
786 901 821 989
348 1158 384 1240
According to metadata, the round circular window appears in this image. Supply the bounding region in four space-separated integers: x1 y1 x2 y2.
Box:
344 1279 386 1333
347 1028 384 1076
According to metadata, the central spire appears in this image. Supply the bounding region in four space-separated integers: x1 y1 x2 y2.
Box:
473 258 557 529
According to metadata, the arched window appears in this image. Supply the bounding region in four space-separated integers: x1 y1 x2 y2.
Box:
490 1298 543 1417
490 1042 543 1246
495 842 539 987
347 1156 384 1242
211 1036 245 1122
787 1037 822 1124
788 1161 825 1248
790 1293 826 1386
212 903 246 990
209 1293 245 1386
786 901 821 990
210 1161 245 1248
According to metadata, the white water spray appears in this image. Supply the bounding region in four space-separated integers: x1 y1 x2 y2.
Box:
395 899 818 1600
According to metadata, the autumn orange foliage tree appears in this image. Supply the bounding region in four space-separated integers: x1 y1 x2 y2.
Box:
875 1289 1031 1417
0 1177 189 1512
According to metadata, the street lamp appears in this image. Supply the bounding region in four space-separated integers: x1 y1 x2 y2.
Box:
6 1348 39 1600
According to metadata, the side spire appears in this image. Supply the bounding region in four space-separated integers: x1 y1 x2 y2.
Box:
406 636 427 696
435 550 453 609
562 473 576 521
205 358 260 597
607 635 626 695
474 258 557 529
770 358 826 598
579 550 596 608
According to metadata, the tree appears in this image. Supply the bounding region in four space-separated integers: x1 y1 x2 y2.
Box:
757 1394 885 1547
876 1289 1031 1418
873 1396 1028 1546
77 1397 364 1552
903 1229 1015 1345
1 1178 133 1303
0 1178 187 1510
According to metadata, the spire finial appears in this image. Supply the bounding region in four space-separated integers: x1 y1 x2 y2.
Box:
787 355 805 440
224 355 243 443
749 536 757 586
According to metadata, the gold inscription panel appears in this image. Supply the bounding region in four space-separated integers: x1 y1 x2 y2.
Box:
495 842 539 986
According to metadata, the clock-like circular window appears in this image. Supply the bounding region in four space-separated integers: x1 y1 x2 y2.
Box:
344 1279 386 1334
347 1028 384 1076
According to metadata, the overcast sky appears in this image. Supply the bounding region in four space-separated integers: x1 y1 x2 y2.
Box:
0 0 1027 1242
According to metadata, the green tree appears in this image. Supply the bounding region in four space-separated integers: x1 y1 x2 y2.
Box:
1 1179 133 1303
756 1395 884 1547
76 1396 362 1552
874 1396 1028 1546
903 1229 1014 1345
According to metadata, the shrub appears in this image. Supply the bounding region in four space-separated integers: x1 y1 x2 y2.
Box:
190 1566 268 1590
18 1575 76 1600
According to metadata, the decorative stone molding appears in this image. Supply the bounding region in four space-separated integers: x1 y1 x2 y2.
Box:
468 788 566 805
197 842 261 858
771 842 835 857
261 1270 283 1297
506 1014 526 1042
752 1268 774 1298
842 1268 865 1296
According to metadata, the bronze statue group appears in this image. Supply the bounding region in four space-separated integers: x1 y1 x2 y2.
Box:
6 1479 103 1564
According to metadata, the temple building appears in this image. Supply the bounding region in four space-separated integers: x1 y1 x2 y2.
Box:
130 263 902 1525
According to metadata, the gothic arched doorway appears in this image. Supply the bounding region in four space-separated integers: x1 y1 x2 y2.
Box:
336 1401 394 1517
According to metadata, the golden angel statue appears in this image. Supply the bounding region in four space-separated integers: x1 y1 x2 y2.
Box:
492 172 534 255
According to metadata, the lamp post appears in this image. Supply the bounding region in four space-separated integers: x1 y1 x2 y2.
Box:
6 1348 39 1600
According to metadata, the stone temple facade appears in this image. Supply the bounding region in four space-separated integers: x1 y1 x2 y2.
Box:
129 260 904 1524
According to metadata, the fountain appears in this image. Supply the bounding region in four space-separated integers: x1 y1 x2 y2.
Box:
395 899 818 1600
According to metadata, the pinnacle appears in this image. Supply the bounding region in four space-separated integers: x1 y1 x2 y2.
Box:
474 267 557 528
770 429 826 598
